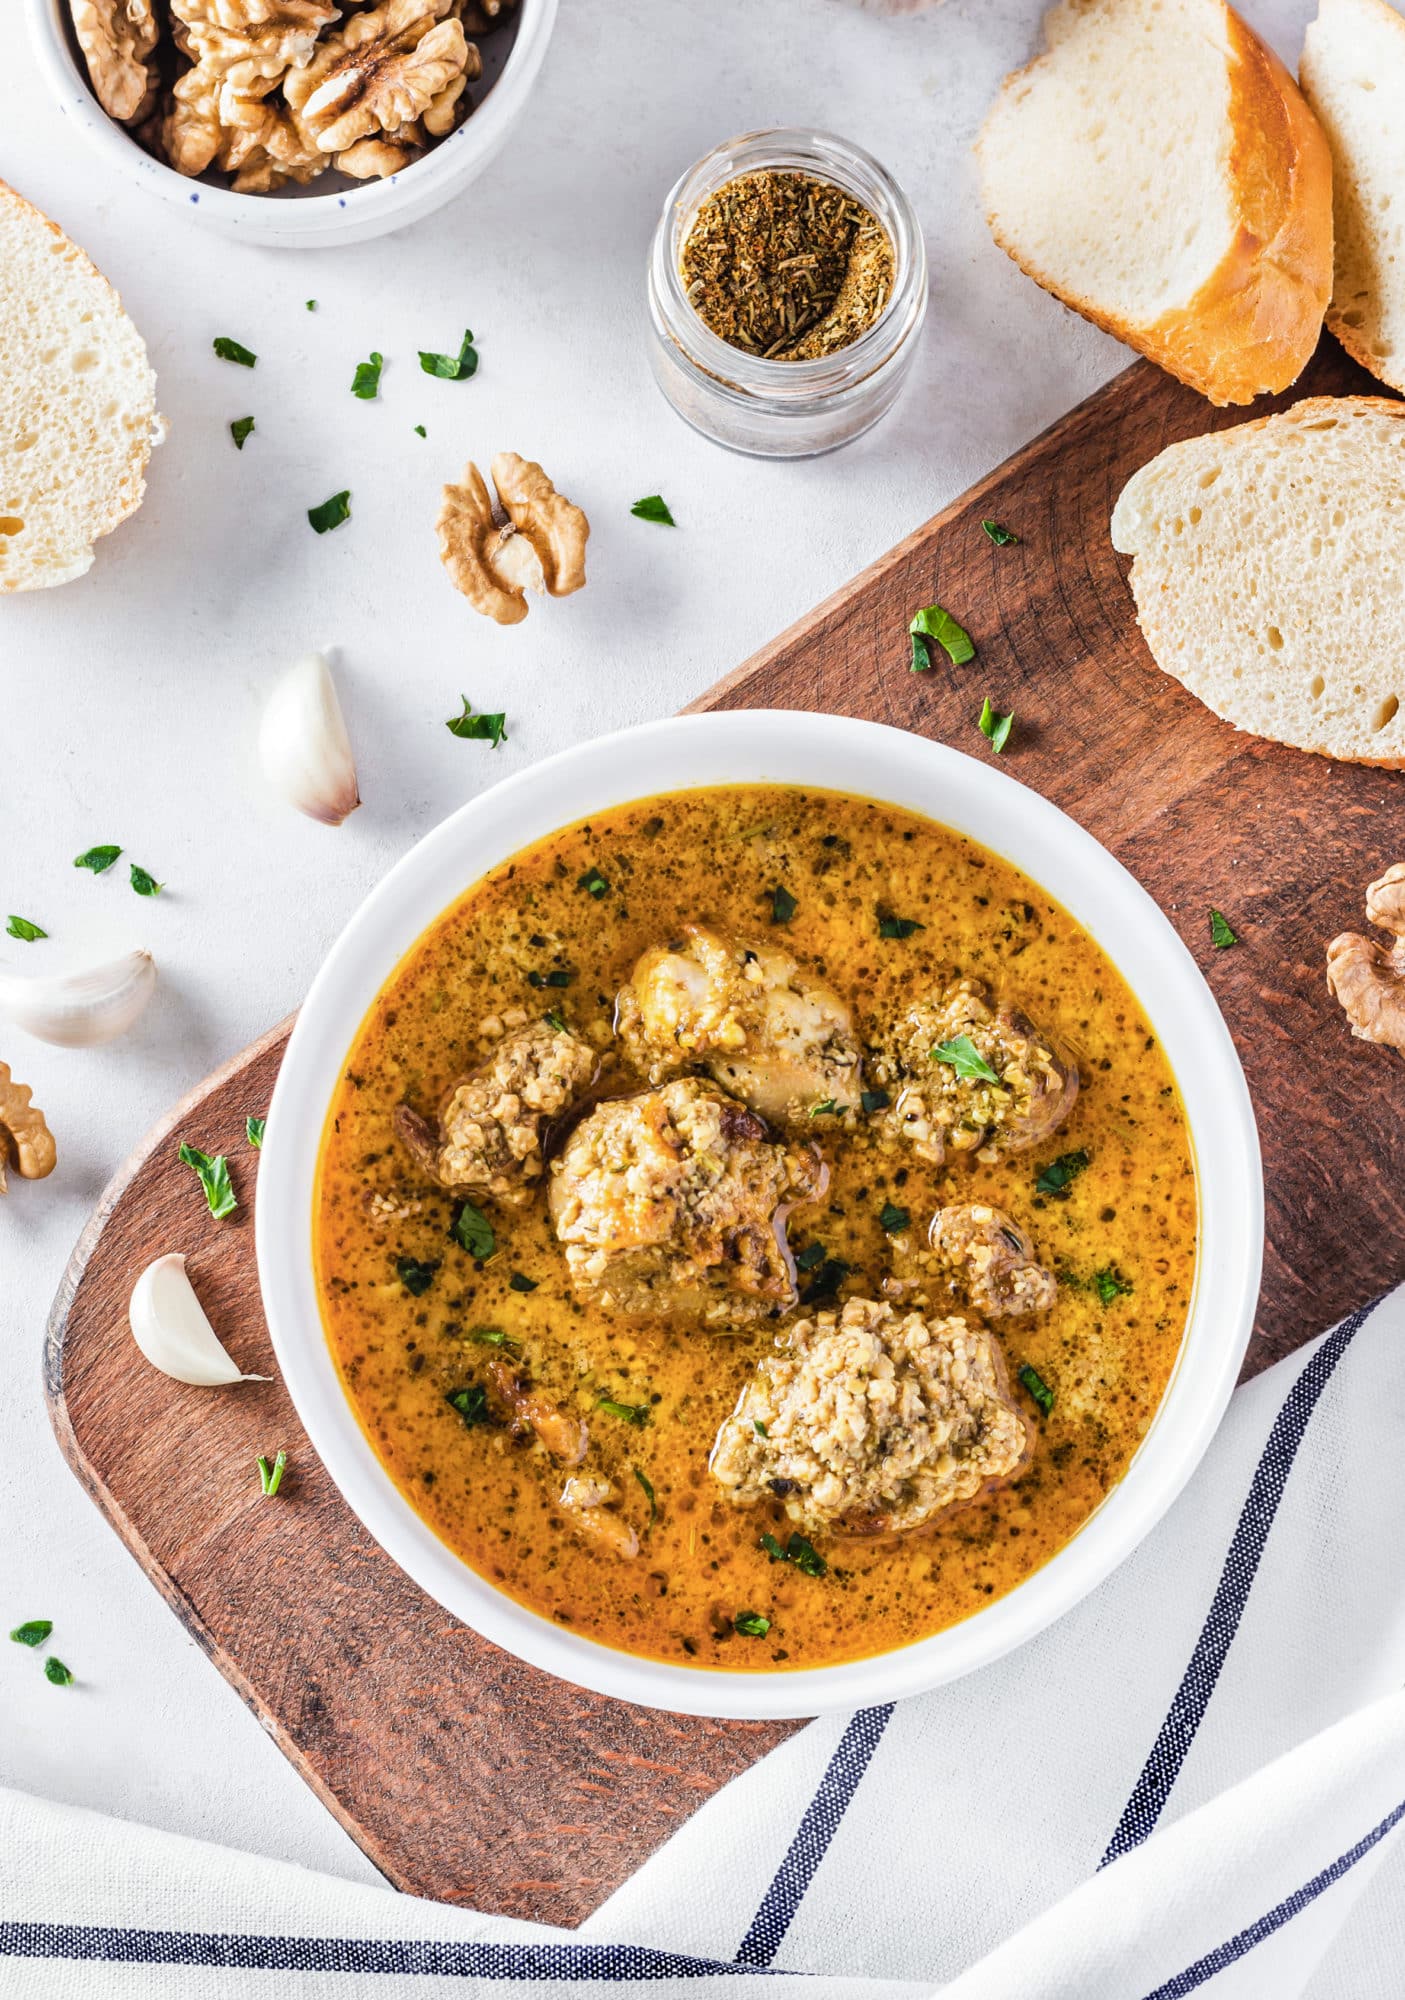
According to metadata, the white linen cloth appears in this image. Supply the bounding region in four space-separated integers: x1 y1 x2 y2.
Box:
5 1288 1405 1999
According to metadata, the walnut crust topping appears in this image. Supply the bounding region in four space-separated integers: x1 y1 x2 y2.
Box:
872 976 1078 1166
0 1061 57 1194
394 1019 598 1206
929 1202 1057 1319
438 456 591 625
71 0 161 123
546 1078 826 1323
710 1297 1030 1536
1328 863 1405 1057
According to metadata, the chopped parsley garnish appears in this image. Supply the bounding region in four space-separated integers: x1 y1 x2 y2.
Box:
981 519 1019 546
308 490 351 534
630 494 675 526
794 1241 827 1272
734 1610 770 1638
395 1255 438 1296
305 300 317 311
44 1656 75 1687
256 1449 287 1497
634 1466 657 1525
878 912 924 939
451 1202 495 1261
808 1098 839 1118
350 350 383 400
1094 1266 1133 1306
861 1089 891 1113
177 1142 237 1219
230 416 254 450
246 1116 266 1149
1209 908 1238 949
508 1272 538 1293
760 1531 827 1578
799 1256 851 1306
770 883 798 924
419 330 478 380
544 1008 568 1033
528 968 573 989
414 424 426 438
879 1201 910 1234
1018 1363 1055 1416
446 1383 489 1428
1035 1149 1089 1197
446 695 507 746
978 697 1014 754
74 845 122 874
130 864 163 897
577 866 610 898
468 1325 517 1351
910 603 975 670
6 915 46 942
931 1035 1000 1085
597 1397 650 1427
753 1419 768 1437
9 1620 52 1647
213 336 256 367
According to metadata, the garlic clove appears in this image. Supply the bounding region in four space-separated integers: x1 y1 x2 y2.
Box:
259 650 361 827
0 948 156 1048
129 1252 270 1387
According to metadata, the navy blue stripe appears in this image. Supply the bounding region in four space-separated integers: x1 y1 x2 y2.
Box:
733 1703 895 1968
0 1922 797 1980
1102 1299 1379 1867
1139 1794 1405 1999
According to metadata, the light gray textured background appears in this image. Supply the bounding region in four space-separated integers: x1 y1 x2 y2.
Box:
2 0 1319 1888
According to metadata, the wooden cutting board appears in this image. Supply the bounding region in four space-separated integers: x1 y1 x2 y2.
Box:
46 336 1404 1924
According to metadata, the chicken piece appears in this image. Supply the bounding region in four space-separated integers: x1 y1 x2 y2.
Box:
559 1477 639 1560
486 1358 588 1464
711 1296 1030 1536
546 1078 825 1324
615 924 862 1127
394 1018 596 1206
871 977 1077 1166
929 1203 1057 1318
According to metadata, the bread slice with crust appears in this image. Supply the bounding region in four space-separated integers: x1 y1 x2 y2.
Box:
976 0 1333 407
1301 0 1405 396
0 180 163 593
1111 396 1405 769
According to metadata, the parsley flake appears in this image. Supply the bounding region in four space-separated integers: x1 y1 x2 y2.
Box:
419 330 478 380
597 1397 650 1427
931 1035 1000 1084
44 1656 75 1687
446 1383 490 1428
451 1202 495 1261
1018 1363 1055 1417
878 913 923 939
230 416 255 450
770 884 798 924
6 915 46 942
577 866 609 899
508 1272 538 1294
9 1620 52 1647
910 603 975 670
808 1098 839 1118
213 336 256 367
978 698 1014 754
761 1531 827 1578
981 519 1019 546
446 696 507 746
1094 1266 1134 1307
395 1255 438 1296
1035 1149 1089 1197
256 1449 287 1497
734 1610 770 1638
246 1116 266 1150
630 495 675 526
414 425 426 438
350 350 383 399
1210 908 1239 949
177 1142 237 1219
861 1089 890 1114
130 864 163 897
308 490 351 534
634 1466 657 1525
879 1201 910 1234
74 845 121 874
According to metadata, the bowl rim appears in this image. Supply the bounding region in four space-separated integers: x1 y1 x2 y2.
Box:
255 710 1263 1720
24 0 557 238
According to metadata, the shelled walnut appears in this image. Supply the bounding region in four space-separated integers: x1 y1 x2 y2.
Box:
1327 864 1405 1059
71 0 486 188
437 454 590 626
0 1062 57 1195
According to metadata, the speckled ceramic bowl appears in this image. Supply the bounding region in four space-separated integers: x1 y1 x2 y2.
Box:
26 0 556 247
256 711 1263 1719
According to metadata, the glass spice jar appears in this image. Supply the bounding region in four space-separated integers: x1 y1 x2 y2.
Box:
646 127 928 459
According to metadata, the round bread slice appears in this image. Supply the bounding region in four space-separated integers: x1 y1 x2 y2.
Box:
976 0 1333 407
0 180 163 593
1301 0 1405 398
1110 396 1405 769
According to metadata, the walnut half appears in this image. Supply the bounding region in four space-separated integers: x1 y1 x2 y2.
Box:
437 455 590 626
1327 864 1405 1058
71 0 161 123
0 1061 57 1194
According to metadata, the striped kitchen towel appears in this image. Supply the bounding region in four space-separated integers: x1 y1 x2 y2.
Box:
5 1289 1405 1998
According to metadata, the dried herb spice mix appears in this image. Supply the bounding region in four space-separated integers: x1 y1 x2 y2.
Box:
680 170 895 361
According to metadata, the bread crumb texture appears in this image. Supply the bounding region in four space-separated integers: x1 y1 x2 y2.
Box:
1302 0 1405 396
0 180 163 593
1111 396 1405 767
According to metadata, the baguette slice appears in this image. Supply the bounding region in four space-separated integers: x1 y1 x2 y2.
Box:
1301 0 1405 396
977 0 1333 406
0 180 163 593
1111 396 1405 768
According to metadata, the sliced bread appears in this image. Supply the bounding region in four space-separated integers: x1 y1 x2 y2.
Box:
976 0 1333 406
1301 0 1405 396
0 181 163 593
1110 396 1405 768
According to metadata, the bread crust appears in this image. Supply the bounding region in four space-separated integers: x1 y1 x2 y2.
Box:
978 0 1334 407
0 178 161 592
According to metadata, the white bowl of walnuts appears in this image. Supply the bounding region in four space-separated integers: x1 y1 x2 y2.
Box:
27 0 557 247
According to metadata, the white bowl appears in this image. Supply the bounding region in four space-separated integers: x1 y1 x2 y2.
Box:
256 712 1262 1719
25 0 557 248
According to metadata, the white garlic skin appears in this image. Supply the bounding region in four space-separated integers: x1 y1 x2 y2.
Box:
259 651 361 828
129 1253 269 1387
0 948 156 1048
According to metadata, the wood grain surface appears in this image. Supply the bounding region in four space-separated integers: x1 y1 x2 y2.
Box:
46 335 1404 1921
